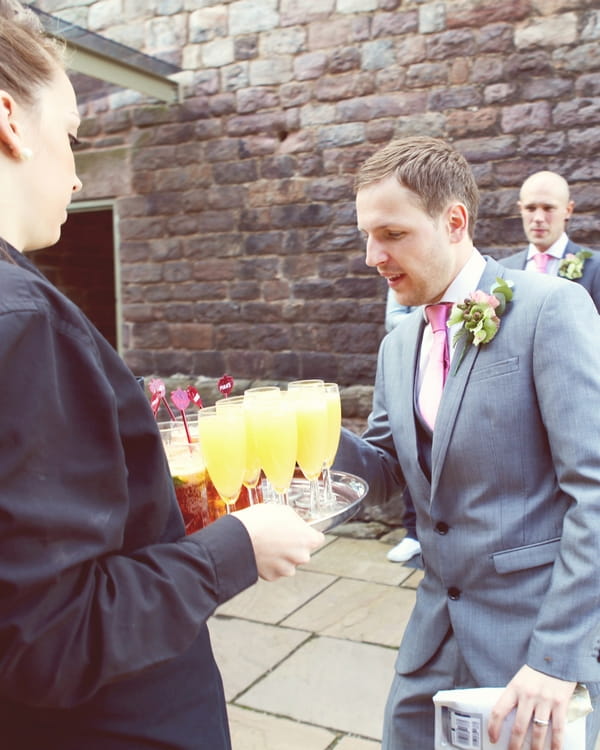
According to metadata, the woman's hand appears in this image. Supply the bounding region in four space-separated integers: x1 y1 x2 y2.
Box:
233 504 325 581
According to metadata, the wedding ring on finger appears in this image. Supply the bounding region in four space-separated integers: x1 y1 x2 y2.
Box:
532 717 550 727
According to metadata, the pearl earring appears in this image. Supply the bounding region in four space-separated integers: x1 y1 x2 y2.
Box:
19 146 33 161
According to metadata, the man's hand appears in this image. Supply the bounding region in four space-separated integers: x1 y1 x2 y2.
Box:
488 665 576 750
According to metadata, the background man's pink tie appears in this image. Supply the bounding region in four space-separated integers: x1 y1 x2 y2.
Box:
418 303 453 430
533 252 550 273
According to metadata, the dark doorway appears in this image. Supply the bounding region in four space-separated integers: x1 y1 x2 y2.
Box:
29 208 117 349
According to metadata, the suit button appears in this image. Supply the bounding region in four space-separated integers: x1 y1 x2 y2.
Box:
435 522 449 535
448 587 461 600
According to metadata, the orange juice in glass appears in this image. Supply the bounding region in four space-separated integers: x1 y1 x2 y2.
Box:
197 406 246 513
244 388 297 505
287 380 328 513
215 395 262 505
323 382 342 505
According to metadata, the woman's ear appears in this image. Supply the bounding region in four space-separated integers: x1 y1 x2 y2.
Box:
0 90 29 160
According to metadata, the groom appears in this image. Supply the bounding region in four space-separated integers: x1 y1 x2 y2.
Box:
334 137 600 750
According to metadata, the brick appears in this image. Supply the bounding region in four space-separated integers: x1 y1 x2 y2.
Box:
260 27 306 56
447 0 530 28
192 258 237 282
315 72 375 101
249 57 294 86
236 87 280 114
247 179 305 207
361 40 396 71
576 73 600 97
515 13 578 48
294 51 328 80
229 0 279 35
477 23 514 54
328 47 361 74
170 324 213 350
234 35 258 60
553 98 600 128
419 3 445 34
222 62 250 92
189 7 227 43
519 132 567 156
226 112 289 137
317 123 366 149
446 108 498 137
306 177 353 202
212 160 258 184
406 62 448 88
427 29 477 60
501 101 552 132
455 135 518 163
372 11 417 38
280 0 335 25
567 126 600 156
484 82 518 104
521 78 572 101
239 135 280 156
428 85 481 111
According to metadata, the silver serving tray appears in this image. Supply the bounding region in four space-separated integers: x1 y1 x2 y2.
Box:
286 470 367 533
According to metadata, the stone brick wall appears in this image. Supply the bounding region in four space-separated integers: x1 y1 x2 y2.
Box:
34 0 600 388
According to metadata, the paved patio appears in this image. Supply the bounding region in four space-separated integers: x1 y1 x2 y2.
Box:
210 527 600 749
209 531 422 749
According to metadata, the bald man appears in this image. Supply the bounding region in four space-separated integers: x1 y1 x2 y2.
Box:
502 171 600 311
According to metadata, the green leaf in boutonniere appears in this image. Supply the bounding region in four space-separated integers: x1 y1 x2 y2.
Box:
558 249 592 280
448 277 514 375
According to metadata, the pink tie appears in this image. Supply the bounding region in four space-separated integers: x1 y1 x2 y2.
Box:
418 303 452 430
532 252 550 273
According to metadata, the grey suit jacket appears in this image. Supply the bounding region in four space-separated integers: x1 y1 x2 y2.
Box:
335 257 600 689
501 238 600 312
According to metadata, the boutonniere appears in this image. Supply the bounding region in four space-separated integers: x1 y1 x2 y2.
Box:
448 277 514 375
558 248 592 280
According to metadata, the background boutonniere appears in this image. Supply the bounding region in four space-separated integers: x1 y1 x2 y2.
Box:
558 249 592 280
448 277 514 375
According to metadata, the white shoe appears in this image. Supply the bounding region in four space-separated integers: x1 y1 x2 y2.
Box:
387 537 421 563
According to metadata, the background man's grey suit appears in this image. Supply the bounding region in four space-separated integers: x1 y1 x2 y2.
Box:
501 239 600 312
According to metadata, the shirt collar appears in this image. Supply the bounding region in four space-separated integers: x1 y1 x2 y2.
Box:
421 249 486 324
526 232 569 261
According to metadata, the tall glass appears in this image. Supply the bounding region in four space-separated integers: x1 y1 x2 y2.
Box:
323 382 342 505
197 406 246 514
287 380 329 515
159 418 210 533
215 395 261 506
244 388 297 505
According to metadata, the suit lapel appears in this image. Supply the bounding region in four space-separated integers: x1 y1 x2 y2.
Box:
430 258 509 493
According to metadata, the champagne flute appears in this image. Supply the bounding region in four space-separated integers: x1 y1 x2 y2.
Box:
287 380 329 515
197 406 246 514
322 382 342 506
244 388 297 506
215 395 261 506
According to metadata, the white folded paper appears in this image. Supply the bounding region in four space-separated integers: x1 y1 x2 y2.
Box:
433 684 591 750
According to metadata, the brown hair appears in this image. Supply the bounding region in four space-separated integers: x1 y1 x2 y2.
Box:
355 136 480 239
0 0 65 107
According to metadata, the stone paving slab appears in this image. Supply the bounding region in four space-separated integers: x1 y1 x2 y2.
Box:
208 617 309 701
227 705 336 750
236 635 396 740
306 536 416 586
281 577 415 648
334 738 381 750
216 567 337 624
